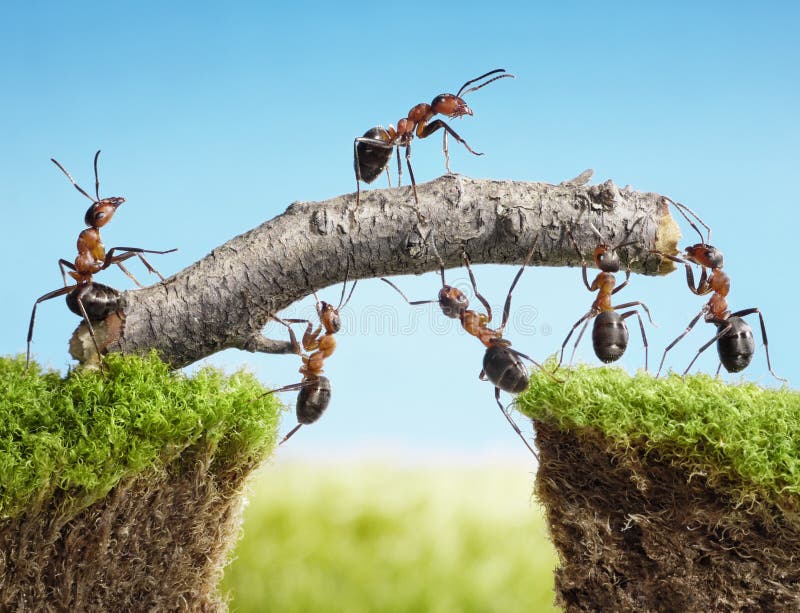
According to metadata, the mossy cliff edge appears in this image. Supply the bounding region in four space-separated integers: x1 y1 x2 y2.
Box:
519 368 800 612
0 354 280 611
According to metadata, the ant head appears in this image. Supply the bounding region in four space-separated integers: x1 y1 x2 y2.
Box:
685 244 724 269
593 244 621 273
318 301 341 334
431 94 472 118
84 197 125 228
438 285 469 319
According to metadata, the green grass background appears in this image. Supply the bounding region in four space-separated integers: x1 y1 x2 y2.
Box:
223 462 559 613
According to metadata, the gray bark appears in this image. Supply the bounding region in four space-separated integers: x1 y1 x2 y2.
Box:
70 172 680 368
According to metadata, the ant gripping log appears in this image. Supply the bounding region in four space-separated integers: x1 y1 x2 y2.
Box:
558 222 655 370
26 151 176 368
654 200 784 382
353 68 514 208
255 271 357 446
381 239 555 459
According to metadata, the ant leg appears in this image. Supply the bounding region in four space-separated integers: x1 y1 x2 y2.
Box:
380 278 438 307
494 387 539 459
27 285 74 368
271 316 304 356
620 310 649 371
683 319 732 375
612 269 631 295
442 131 451 174
729 307 786 382
499 237 539 333
353 138 363 208
657 309 704 377
462 253 493 323
59 259 77 286
566 230 592 291
105 247 177 282
419 120 484 157
404 143 419 205
396 145 402 187
75 293 107 373
612 301 656 326
558 311 592 369
568 316 592 369
280 423 304 446
513 348 563 384
654 252 709 295
715 362 723 377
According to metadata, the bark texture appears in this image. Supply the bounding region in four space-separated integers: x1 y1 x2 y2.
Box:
70 172 680 368
535 420 800 612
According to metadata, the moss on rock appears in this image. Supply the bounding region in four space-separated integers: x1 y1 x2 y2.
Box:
0 353 281 610
518 367 800 611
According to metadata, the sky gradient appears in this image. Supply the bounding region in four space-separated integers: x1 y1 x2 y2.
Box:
2 2 798 465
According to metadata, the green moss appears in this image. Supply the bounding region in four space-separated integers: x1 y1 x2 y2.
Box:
0 353 281 520
517 365 800 506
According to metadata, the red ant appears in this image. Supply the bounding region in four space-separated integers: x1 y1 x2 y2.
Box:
558 222 655 370
381 240 552 458
655 199 784 381
353 68 514 208
256 272 357 445
26 151 176 368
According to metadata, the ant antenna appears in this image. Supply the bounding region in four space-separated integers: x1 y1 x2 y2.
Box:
667 198 712 245
93 150 101 202
51 157 97 204
456 69 515 97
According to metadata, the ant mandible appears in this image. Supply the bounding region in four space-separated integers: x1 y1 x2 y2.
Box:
654 199 784 381
256 270 357 445
558 222 655 370
26 151 176 368
353 68 514 208
381 240 552 458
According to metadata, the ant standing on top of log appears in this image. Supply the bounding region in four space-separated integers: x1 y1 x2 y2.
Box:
654 199 784 382
255 267 357 445
26 151 177 369
353 69 515 208
557 220 655 371
380 239 556 459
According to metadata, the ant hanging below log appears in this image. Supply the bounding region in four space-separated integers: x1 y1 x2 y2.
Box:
654 199 784 381
558 222 655 370
381 239 555 459
353 68 514 208
26 151 176 368
255 270 357 445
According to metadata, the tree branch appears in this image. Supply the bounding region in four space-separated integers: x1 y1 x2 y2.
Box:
69 172 680 369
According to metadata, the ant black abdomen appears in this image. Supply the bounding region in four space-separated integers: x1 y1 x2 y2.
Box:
482 342 529 394
296 375 332 425
716 317 755 373
354 127 393 184
65 282 121 321
592 311 629 364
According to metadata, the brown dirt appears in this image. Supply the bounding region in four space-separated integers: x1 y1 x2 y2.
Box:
534 420 800 612
0 442 256 612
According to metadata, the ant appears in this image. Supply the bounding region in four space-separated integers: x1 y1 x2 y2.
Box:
381 240 552 458
256 271 357 445
26 151 176 368
558 222 655 370
654 199 784 381
353 68 514 208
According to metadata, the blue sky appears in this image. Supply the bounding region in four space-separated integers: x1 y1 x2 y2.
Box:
2 2 798 465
